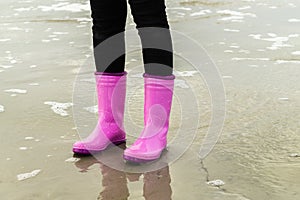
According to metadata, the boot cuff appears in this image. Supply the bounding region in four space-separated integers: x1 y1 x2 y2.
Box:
95 71 127 76
143 73 175 80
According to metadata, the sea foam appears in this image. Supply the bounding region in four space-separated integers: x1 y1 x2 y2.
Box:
0 105 4 113
5 89 27 94
44 101 73 116
17 169 41 181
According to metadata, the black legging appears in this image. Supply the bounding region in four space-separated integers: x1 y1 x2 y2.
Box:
90 0 173 76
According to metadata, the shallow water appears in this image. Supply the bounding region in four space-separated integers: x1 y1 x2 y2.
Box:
0 0 300 199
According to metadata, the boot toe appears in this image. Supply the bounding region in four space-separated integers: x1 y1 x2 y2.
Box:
73 141 84 148
123 144 164 162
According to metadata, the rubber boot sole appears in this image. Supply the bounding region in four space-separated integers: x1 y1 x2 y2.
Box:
73 140 126 156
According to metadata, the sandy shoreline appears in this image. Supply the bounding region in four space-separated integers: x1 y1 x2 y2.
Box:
1 0 299 199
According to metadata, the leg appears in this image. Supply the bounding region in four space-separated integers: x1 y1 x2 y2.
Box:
143 166 172 200
73 72 127 155
128 0 173 76
90 0 127 73
73 0 128 154
73 156 129 200
124 0 175 162
99 164 129 199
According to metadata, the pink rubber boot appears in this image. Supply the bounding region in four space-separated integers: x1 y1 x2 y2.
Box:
73 72 127 155
124 73 175 162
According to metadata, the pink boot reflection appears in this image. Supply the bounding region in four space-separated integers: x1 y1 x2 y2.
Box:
74 154 172 199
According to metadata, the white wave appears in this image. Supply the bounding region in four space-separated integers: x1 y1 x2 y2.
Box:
28 83 40 86
190 10 212 17
291 51 300 55
288 3 296 8
275 60 300 64
238 6 251 10
5 89 27 94
219 16 244 21
168 7 192 11
224 28 240 32
207 179 225 187
65 157 80 163
288 34 299 38
44 101 73 116
38 3 89 12
289 153 299 157
269 6 277 9
262 37 289 42
217 9 256 22
175 71 198 77
84 105 98 114
0 105 4 113
175 12 186 16
249 34 294 50
14 7 31 12
75 18 92 22
175 79 189 89
232 57 270 61
278 97 289 101
267 33 277 37
288 18 300 22
0 65 13 69
53 32 69 35
248 34 261 39
0 39 11 42
218 10 256 17
17 169 41 181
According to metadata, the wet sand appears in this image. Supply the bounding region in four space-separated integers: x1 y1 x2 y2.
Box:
1 0 300 199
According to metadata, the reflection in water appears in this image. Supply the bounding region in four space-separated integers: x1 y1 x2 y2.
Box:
142 167 172 200
74 148 172 200
98 163 129 200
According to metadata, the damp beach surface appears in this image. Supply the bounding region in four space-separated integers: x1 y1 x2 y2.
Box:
0 0 299 199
